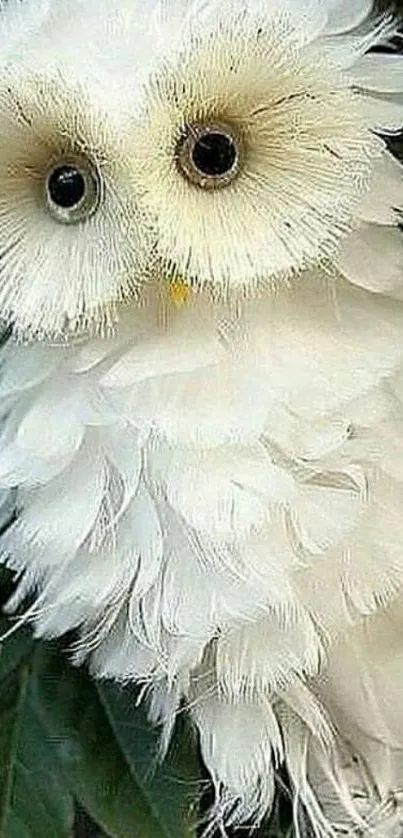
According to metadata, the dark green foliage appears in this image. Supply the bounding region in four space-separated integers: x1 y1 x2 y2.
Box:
0 619 200 838
0 597 294 838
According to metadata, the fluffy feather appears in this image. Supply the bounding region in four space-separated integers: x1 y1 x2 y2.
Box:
1 0 403 836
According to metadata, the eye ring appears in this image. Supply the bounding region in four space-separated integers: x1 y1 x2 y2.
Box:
175 122 243 190
44 158 102 224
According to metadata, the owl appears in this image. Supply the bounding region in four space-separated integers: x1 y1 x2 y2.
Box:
1 0 403 834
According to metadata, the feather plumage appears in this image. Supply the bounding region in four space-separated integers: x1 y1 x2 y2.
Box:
1 0 403 835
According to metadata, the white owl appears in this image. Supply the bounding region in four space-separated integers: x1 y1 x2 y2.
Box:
1 0 403 834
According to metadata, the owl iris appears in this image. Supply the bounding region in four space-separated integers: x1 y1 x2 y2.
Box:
45 159 101 224
176 122 241 189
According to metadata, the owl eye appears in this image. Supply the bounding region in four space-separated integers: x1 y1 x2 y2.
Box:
45 160 101 224
176 123 241 189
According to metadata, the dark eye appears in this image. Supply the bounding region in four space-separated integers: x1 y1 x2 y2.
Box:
45 160 101 224
48 165 85 208
176 123 242 189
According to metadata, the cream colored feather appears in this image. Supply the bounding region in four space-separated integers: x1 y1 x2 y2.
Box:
1 0 403 835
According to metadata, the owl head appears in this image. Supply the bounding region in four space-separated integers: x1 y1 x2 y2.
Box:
0 0 394 341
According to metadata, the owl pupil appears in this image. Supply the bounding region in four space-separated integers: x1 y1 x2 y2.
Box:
176 122 241 189
192 133 237 177
47 165 86 209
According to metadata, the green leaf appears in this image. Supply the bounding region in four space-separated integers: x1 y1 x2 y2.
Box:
32 648 199 838
266 787 295 838
0 640 74 838
0 621 34 683
98 682 200 838
0 609 293 838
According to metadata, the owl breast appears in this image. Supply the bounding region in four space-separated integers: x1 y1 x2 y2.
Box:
1 266 403 648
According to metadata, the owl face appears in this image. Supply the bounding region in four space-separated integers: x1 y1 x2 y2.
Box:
0 0 389 340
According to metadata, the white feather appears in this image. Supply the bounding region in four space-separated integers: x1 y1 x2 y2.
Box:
191 689 279 825
352 53 403 93
216 609 323 697
335 224 403 294
360 91 403 134
0 0 403 835
357 151 403 225
323 0 374 36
